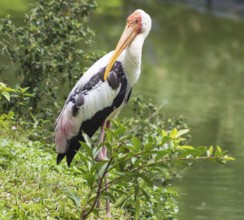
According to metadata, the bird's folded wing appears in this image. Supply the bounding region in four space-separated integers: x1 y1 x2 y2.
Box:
55 61 127 154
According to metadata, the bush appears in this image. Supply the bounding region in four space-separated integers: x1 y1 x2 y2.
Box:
0 96 234 219
0 0 97 117
64 98 234 220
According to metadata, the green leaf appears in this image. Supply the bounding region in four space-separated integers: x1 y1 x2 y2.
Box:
2 91 10 101
131 137 142 151
7 111 15 118
114 194 131 208
223 155 235 161
176 145 194 150
169 128 177 138
139 186 151 200
161 135 171 144
131 156 137 164
175 129 190 138
110 188 128 196
138 173 153 186
17 86 29 93
145 142 153 151
113 126 126 136
147 135 154 143
154 150 170 161
82 132 92 148
91 208 99 217
66 191 81 207
80 141 93 160
84 173 95 188
207 146 214 157
100 191 116 203
214 145 222 157
161 130 167 136
95 161 109 178
194 146 208 157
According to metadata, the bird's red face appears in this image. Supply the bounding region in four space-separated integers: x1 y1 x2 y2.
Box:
126 11 142 34
103 11 142 80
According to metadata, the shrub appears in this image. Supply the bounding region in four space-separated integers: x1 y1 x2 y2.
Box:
0 0 97 117
0 96 234 219
65 98 234 219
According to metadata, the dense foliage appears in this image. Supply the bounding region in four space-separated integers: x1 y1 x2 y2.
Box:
0 89 234 219
75 98 233 219
0 0 97 117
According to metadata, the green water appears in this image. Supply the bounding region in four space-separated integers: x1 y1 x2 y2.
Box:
1 1 244 219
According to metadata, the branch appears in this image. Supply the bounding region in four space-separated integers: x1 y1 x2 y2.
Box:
101 154 226 192
107 137 180 173
130 155 225 174
81 156 112 220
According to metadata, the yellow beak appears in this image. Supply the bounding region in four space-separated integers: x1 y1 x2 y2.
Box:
103 24 138 80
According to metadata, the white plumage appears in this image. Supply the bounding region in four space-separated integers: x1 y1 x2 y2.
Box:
55 9 152 166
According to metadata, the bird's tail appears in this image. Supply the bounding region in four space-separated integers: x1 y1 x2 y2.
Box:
57 133 85 167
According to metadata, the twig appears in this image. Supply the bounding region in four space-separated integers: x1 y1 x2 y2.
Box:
101 155 224 192
107 137 178 173
80 156 112 220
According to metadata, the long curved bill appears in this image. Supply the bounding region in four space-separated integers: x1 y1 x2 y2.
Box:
103 24 138 80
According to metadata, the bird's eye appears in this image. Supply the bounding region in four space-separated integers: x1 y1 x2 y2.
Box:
134 19 139 24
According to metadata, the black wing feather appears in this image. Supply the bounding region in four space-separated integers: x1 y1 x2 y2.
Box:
57 61 128 166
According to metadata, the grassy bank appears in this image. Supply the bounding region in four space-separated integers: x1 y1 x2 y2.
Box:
0 138 87 219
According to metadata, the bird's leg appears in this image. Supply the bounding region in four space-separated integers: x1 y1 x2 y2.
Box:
104 121 111 217
96 121 112 217
105 172 111 217
96 120 111 161
96 121 107 161
96 121 105 209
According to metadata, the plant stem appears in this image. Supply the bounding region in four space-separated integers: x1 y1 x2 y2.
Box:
101 155 223 192
80 157 112 220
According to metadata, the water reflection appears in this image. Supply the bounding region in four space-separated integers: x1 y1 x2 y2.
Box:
92 2 244 220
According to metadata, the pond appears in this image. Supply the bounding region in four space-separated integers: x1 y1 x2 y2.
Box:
95 3 244 220
1 1 244 219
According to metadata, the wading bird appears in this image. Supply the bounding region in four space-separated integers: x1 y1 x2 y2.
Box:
55 9 152 166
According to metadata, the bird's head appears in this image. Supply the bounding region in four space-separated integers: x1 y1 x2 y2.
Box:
103 9 151 80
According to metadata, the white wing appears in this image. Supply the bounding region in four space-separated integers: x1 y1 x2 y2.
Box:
55 52 127 154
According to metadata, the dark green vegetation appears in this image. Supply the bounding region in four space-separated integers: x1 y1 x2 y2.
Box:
0 1 236 219
0 89 233 219
0 0 96 116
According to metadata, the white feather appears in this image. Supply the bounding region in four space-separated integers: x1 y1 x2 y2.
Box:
55 9 152 154
55 72 122 153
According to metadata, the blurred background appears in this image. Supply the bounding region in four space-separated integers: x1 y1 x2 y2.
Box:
1 0 244 219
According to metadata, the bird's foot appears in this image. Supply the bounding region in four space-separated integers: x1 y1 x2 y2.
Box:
106 212 112 218
95 146 107 161
106 198 111 218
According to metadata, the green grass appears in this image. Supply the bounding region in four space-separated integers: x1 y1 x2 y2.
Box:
0 138 86 219
0 136 131 219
